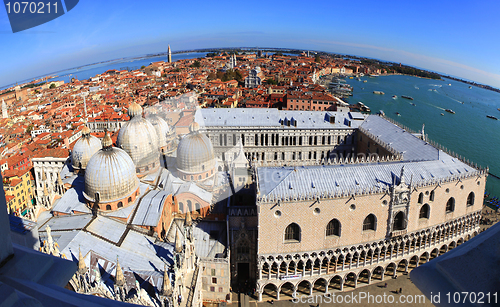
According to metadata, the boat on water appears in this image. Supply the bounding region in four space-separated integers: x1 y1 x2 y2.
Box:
487 115 498 120
469 86 472 89
373 91 385 95
441 113 445 116
497 108 500 111
392 95 397 99
411 103 416 106
445 109 455 114
396 112 401 116
401 95 414 100
369 74 379 77
378 110 386 116
363 80 368 83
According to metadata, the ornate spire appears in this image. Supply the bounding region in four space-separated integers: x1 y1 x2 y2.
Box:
82 125 91 136
115 258 125 287
185 210 192 227
175 229 182 253
127 101 143 118
102 131 113 150
161 264 172 296
189 122 200 133
78 248 87 275
400 165 406 185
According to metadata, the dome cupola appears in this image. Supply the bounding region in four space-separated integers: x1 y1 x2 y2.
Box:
72 126 101 170
176 122 216 181
84 132 140 210
117 103 160 177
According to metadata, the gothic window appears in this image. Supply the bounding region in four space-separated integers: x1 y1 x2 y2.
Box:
446 197 455 213
128 197 132 203
393 211 405 230
118 201 123 208
106 205 111 210
363 214 376 231
419 204 430 219
179 202 184 213
326 219 341 237
466 192 475 206
429 190 435 201
284 223 301 242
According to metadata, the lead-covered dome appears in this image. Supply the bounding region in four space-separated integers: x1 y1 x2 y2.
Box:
117 102 160 177
146 112 170 150
84 133 139 209
176 122 216 181
72 126 101 170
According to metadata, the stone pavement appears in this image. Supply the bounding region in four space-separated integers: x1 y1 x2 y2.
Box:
229 274 435 307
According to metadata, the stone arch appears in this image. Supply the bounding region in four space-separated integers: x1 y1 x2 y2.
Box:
312 278 328 294
430 248 439 260
372 266 384 281
358 269 371 285
296 260 304 275
439 244 448 256
270 262 278 278
329 275 343 291
344 272 357 289
397 259 408 273
279 262 287 276
279 282 295 299
262 283 278 300
419 252 429 265
296 280 311 295
321 257 329 272
409 255 419 269
287 261 296 275
385 262 396 278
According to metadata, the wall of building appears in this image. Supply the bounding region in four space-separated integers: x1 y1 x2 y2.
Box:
201 259 231 303
257 175 485 255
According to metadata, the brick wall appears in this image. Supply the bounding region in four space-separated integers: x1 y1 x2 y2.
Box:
257 175 486 255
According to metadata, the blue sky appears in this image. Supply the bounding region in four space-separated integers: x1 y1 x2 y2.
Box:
1 0 500 88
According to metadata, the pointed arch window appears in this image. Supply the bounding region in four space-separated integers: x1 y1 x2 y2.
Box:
419 204 430 219
418 193 424 204
326 219 341 237
446 197 455 213
363 214 376 231
284 223 301 242
466 192 475 207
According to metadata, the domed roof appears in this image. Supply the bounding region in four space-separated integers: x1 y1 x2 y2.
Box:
117 104 160 175
176 122 216 176
128 101 143 118
72 126 101 170
84 134 139 203
146 113 170 149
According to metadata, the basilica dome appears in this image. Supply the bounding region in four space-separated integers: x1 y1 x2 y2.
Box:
72 126 101 170
176 122 216 181
146 112 170 151
84 133 139 210
117 102 160 177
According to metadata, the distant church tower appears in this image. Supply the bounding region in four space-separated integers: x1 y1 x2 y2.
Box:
168 45 172 63
2 98 7 119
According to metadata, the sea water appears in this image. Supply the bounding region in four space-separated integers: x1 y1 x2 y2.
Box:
345 75 500 197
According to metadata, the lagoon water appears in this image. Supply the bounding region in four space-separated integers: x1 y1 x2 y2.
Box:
47 52 208 84
344 75 500 196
